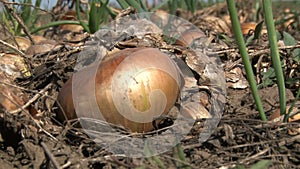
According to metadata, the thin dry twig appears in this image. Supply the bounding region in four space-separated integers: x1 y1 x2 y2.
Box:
0 39 26 57
40 141 61 169
250 44 300 57
0 86 58 141
0 80 58 101
10 83 53 114
223 134 300 150
60 161 72 169
239 147 270 164
225 44 300 70
207 48 236 56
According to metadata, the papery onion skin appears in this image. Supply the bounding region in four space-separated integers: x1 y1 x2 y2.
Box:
57 47 182 133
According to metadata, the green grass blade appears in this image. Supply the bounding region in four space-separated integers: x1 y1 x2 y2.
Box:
125 0 147 12
22 0 32 26
253 21 264 40
177 0 185 10
174 143 191 169
226 0 267 121
185 0 198 13
116 0 130 9
30 20 81 34
16 0 32 35
104 5 117 19
30 0 41 27
152 155 166 169
3 2 19 35
254 0 260 22
144 141 166 169
2 11 14 35
89 1 102 33
138 0 148 11
262 0 286 118
91 0 110 33
168 0 177 15
76 0 90 33
150 0 169 12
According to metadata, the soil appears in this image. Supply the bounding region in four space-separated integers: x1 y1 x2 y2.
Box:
0 1 299 169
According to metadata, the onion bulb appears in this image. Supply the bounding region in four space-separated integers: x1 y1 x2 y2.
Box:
57 47 183 133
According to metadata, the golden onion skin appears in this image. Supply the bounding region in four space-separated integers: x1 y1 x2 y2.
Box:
57 47 182 133
56 77 75 121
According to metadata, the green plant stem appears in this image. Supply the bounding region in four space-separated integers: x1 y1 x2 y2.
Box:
105 5 117 18
175 144 191 169
2 11 14 34
262 0 286 119
89 0 101 33
138 0 148 11
125 0 146 12
168 0 177 15
76 0 90 33
150 0 169 12
226 0 267 121
254 0 260 22
3 1 35 43
184 0 197 13
116 0 130 9
31 0 42 27
30 20 81 34
152 156 166 169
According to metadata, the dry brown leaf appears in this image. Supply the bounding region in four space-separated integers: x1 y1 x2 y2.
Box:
59 10 84 33
25 40 57 55
269 103 300 135
191 15 231 35
226 66 248 89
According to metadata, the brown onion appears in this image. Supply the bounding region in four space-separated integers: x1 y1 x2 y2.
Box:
57 47 183 133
